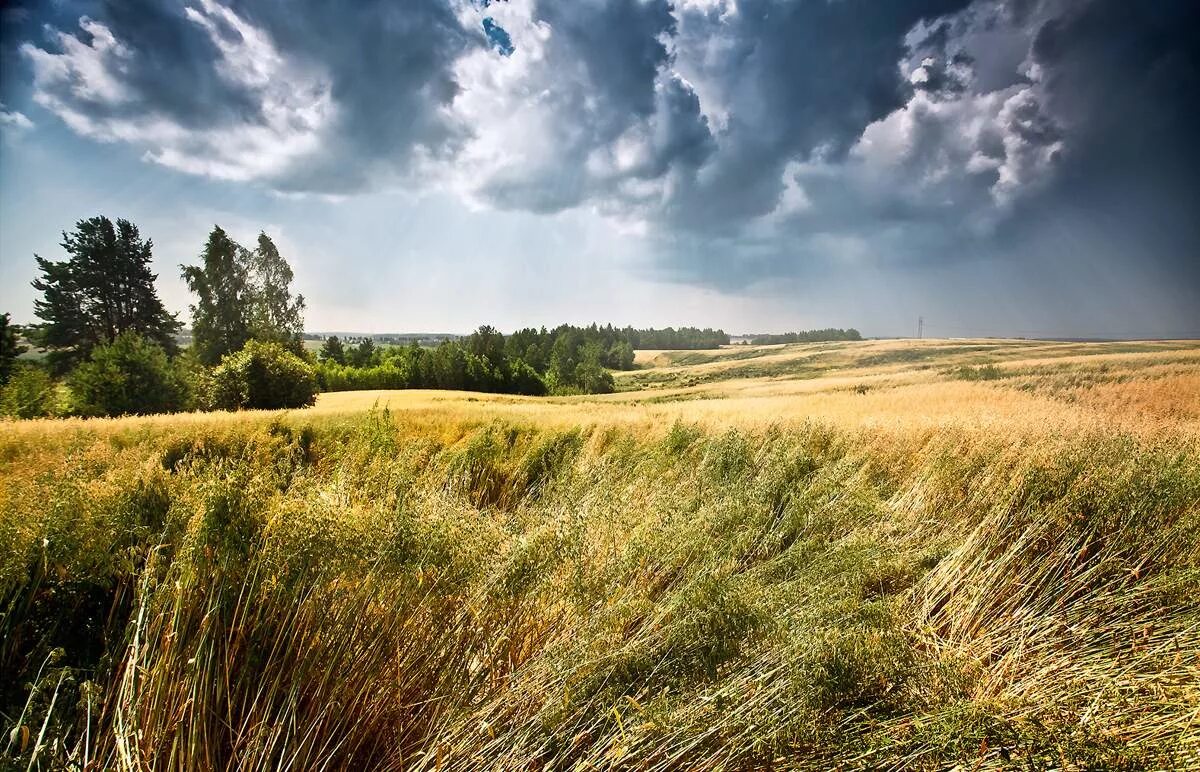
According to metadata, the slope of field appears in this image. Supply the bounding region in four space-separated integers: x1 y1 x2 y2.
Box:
2 339 1198 769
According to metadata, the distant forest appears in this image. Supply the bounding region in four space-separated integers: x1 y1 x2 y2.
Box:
316 324 730 396
315 325 866 397
748 328 861 345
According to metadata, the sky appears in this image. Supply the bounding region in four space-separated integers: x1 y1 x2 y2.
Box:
0 0 1197 338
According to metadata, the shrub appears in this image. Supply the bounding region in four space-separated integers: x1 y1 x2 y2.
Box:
947 364 1004 381
0 364 57 418
68 333 187 417
173 350 216 411
211 340 317 410
508 359 548 396
573 358 615 394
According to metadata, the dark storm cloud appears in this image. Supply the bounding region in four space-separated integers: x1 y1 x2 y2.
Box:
450 0 715 216
648 0 1198 325
16 0 479 190
1001 0 1200 290
7 0 1199 322
91 0 259 127
1026 0 1200 218
535 0 674 123
663 0 974 229
235 0 477 189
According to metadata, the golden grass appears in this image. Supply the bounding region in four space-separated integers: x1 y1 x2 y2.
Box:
3 339 1199 769
8 339 1196 441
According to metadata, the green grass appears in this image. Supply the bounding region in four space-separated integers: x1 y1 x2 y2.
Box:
2 408 1198 769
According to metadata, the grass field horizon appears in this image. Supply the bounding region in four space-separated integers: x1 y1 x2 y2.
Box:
3 337 1199 769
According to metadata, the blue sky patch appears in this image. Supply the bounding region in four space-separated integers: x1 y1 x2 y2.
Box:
483 17 514 57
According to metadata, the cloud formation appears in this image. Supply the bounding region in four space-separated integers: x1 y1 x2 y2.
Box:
20 0 477 191
0 103 33 134
9 0 1200 297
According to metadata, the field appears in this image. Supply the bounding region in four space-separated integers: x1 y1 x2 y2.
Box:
2 338 1199 769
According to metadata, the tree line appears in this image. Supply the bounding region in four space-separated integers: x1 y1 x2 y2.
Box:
748 328 862 345
312 323 731 397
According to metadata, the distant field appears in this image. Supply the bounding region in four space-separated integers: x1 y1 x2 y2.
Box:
3 338 1199 769
293 338 1200 434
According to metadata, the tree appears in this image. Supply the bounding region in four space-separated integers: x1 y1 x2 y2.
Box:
0 312 28 385
182 226 253 366
247 233 305 352
349 338 377 368
183 228 307 365
319 335 346 365
467 325 506 367
574 342 615 394
607 341 635 370
210 340 317 410
546 329 583 390
69 332 188 417
32 217 180 373
508 359 547 396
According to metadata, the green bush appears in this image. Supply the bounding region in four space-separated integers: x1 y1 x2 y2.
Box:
68 333 188 417
947 364 1004 381
212 340 317 410
0 364 57 418
173 350 216 411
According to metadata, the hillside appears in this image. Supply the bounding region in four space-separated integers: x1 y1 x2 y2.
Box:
2 339 1198 769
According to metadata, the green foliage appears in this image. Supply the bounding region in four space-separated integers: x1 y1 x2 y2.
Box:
31 216 180 373
316 321 737 397
68 332 188 417
0 364 57 418
318 340 548 396
622 325 730 349
172 349 217 411
570 341 615 394
0 312 28 385
183 228 307 366
211 340 317 410
608 340 635 369
506 323 727 372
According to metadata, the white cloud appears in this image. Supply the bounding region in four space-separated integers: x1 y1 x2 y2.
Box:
845 24 1063 215
437 0 711 219
0 105 35 135
22 3 334 183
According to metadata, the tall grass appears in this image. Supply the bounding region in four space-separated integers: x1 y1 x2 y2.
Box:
1 407 1198 769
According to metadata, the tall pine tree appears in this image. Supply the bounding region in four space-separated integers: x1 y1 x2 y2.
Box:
182 226 253 366
32 217 179 373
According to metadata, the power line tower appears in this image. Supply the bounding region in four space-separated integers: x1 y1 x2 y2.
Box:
917 316 924 339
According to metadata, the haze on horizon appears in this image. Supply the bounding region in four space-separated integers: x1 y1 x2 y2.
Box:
1 0 1197 340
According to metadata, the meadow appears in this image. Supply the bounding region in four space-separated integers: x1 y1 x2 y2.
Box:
2 338 1198 770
